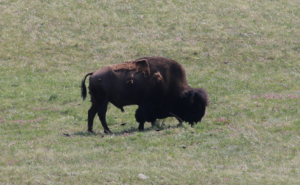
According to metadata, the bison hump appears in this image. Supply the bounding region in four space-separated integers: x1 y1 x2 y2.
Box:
109 59 150 77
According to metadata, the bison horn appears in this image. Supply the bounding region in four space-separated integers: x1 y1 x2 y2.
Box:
189 91 195 104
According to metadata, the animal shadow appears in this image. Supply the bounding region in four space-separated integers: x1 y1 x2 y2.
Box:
71 123 183 137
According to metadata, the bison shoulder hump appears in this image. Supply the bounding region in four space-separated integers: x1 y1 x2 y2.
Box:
109 59 150 77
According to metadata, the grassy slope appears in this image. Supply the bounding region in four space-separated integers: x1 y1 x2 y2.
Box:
1 0 300 184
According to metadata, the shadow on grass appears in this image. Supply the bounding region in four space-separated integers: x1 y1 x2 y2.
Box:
71 123 183 137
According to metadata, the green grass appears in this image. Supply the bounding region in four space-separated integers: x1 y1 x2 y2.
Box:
1 0 300 184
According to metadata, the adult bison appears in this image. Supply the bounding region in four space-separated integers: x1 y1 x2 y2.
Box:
81 56 208 133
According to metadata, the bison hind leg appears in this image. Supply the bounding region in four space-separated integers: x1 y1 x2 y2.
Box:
104 129 112 134
96 98 112 134
88 103 98 133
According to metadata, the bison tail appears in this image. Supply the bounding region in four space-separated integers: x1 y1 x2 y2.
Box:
81 72 93 100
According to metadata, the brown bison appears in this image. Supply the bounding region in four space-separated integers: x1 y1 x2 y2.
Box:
81 57 208 133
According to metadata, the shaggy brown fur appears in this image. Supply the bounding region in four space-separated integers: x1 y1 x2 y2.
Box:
153 72 163 81
150 72 164 86
109 59 151 77
81 56 208 134
127 74 134 84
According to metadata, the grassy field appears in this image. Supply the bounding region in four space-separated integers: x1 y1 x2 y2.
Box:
1 0 300 184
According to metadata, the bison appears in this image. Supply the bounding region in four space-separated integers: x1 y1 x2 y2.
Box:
81 56 208 133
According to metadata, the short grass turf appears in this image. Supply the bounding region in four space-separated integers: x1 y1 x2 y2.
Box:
1 0 300 184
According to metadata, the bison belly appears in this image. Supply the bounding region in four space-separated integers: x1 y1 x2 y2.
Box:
109 71 151 108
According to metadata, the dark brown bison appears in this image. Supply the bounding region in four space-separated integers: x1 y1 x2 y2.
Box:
81 56 209 133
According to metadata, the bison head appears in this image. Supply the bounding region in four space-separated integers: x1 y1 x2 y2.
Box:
178 88 209 124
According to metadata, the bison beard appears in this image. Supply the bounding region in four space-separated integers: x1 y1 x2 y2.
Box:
81 57 209 133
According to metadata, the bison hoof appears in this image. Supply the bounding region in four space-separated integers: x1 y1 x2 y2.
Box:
104 129 112 134
138 128 144 131
88 129 95 133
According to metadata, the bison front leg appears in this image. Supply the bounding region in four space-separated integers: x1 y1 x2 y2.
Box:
135 103 155 131
138 122 145 131
88 103 98 133
97 99 112 134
